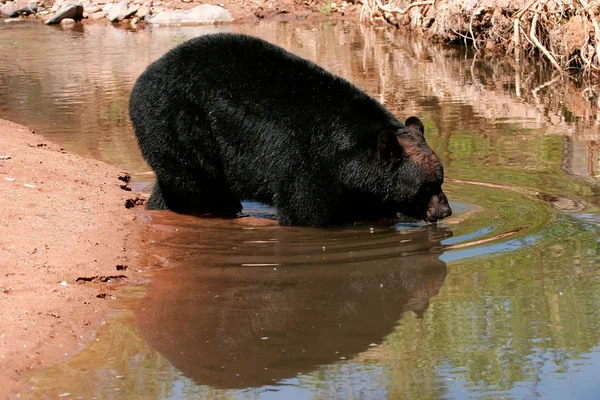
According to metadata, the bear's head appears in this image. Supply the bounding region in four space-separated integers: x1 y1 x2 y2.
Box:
376 116 452 223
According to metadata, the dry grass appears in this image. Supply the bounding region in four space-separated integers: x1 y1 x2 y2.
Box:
360 0 600 74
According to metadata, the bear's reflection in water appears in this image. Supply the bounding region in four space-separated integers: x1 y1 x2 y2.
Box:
135 215 450 389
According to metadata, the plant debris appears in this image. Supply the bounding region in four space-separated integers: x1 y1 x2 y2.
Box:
361 0 600 73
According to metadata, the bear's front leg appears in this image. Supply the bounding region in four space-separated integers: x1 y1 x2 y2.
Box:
275 177 343 226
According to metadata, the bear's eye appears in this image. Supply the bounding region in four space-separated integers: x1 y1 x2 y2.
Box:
419 184 433 195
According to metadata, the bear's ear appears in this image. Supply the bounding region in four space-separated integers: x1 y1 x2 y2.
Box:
377 130 404 161
405 116 424 136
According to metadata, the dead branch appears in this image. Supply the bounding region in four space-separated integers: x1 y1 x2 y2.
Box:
513 0 540 20
579 0 600 67
529 5 564 72
469 3 480 51
514 18 521 62
451 28 475 45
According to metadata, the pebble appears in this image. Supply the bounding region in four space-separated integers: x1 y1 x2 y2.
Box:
0 155 11 160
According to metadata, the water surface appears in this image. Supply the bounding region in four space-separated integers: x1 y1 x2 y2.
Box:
2 20 600 399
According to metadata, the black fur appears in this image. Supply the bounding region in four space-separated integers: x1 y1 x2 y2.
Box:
129 33 451 226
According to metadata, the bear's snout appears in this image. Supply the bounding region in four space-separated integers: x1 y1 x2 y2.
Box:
425 192 452 222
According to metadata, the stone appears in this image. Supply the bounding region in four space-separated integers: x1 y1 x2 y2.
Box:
119 3 138 19
60 17 75 26
84 4 101 13
107 0 126 22
89 10 105 19
16 2 36 15
0 2 17 17
134 4 149 18
44 3 83 24
145 4 233 26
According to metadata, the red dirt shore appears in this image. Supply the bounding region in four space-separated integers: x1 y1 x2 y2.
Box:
0 119 144 398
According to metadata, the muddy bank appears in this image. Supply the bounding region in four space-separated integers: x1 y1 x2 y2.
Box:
0 119 144 398
362 0 600 74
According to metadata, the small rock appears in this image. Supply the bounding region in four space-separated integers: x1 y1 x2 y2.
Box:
60 17 75 26
108 0 126 22
119 3 138 19
145 4 233 25
130 15 138 24
0 155 11 160
59 281 68 286
5 177 15 182
89 10 105 19
0 2 18 17
16 2 37 15
3 17 28 22
84 5 101 13
135 4 149 17
44 3 83 24
23 183 36 188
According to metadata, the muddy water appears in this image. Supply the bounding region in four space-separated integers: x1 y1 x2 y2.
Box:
2 20 600 399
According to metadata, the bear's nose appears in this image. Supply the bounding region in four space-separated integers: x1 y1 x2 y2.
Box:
435 204 452 220
426 202 452 222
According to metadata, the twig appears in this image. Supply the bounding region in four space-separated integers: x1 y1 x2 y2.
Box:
529 5 564 72
513 18 520 62
532 75 562 95
469 3 479 51
579 0 600 69
373 0 433 15
513 0 539 20
451 28 474 45
519 24 536 48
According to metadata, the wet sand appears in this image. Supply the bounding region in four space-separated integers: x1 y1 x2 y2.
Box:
0 119 143 398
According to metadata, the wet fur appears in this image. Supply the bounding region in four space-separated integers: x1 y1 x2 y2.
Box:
129 33 450 226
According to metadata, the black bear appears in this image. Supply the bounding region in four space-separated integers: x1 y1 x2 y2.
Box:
129 33 451 226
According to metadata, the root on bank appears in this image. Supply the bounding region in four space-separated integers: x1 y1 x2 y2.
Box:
360 0 600 74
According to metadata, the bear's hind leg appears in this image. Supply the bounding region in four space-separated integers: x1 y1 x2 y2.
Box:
148 177 242 217
147 182 169 210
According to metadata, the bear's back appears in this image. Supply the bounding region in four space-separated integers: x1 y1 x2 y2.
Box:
137 33 399 145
